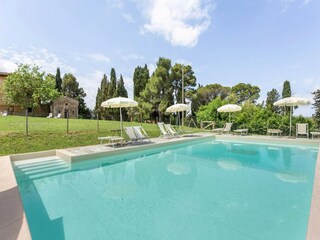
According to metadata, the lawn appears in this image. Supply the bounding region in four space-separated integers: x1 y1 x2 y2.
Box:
0 115 187 156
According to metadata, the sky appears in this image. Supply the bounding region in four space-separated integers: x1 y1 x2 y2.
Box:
0 0 319 116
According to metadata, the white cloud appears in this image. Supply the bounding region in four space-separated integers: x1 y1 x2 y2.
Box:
280 0 311 12
122 54 145 61
87 53 110 63
142 0 212 47
122 13 135 23
0 47 76 74
105 0 124 8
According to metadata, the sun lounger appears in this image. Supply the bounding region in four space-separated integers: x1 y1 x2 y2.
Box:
1 111 8 117
267 129 282 137
213 122 233 134
55 113 61 118
124 127 139 142
46 113 53 118
164 124 179 137
157 122 172 138
133 126 151 142
296 123 309 138
98 136 125 147
233 129 248 136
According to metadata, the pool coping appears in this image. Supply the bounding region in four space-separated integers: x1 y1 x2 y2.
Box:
1 134 319 240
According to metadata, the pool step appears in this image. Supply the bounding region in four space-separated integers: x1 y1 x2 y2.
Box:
13 157 71 181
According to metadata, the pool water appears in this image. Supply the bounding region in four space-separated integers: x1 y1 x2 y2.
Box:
13 140 318 240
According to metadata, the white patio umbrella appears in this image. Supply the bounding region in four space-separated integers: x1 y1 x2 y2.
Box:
166 103 190 127
101 97 138 136
273 96 309 136
217 104 242 122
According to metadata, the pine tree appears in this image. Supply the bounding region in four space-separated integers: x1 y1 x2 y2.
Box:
266 88 280 113
55 67 62 92
312 89 320 128
62 73 91 119
108 68 117 98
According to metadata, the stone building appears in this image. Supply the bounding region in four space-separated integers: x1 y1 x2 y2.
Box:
52 96 79 118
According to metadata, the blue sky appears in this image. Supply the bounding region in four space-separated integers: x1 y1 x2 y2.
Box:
0 0 319 116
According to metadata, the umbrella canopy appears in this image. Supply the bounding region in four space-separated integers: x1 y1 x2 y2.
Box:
166 103 190 113
273 96 309 136
166 103 190 128
273 97 309 107
101 97 138 136
217 104 242 122
101 97 138 108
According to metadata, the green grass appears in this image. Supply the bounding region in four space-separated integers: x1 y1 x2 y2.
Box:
0 116 195 156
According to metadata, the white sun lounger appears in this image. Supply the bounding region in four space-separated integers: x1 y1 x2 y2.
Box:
46 113 53 118
157 122 172 138
133 126 151 142
98 136 124 147
164 124 179 137
124 127 139 142
296 123 309 138
213 122 233 134
233 129 248 136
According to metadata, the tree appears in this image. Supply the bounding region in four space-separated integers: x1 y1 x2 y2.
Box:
108 68 117 98
55 67 62 92
94 74 109 119
231 83 260 104
116 75 128 97
62 73 91 119
133 64 149 99
4 64 59 111
189 84 231 113
266 88 280 113
312 89 320 128
282 80 292 115
282 80 291 98
171 63 196 103
140 57 173 121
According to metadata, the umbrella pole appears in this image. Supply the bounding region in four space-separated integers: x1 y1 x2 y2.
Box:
120 106 122 137
229 112 230 122
289 106 292 137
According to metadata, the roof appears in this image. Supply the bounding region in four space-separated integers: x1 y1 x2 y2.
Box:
53 96 79 105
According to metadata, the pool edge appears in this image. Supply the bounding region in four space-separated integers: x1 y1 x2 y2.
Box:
0 155 32 240
2 134 320 240
306 142 320 240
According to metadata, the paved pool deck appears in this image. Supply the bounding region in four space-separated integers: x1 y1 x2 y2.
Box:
0 133 319 240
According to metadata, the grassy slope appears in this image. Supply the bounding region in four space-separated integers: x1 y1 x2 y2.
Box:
0 116 175 156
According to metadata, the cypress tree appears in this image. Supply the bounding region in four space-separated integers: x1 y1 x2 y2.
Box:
94 74 109 119
133 64 150 99
312 89 320 128
282 80 292 115
108 68 117 98
55 67 62 92
116 75 128 97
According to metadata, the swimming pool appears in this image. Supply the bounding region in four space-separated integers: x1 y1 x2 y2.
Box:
13 139 318 240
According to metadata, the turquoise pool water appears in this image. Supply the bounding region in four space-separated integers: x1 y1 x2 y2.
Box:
13 139 318 240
